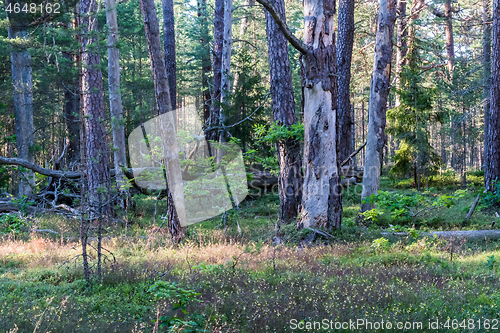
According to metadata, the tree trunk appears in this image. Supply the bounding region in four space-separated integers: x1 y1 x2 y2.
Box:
395 0 407 107
139 0 186 239
106 0 128 209
444 0 455 74
298 0 342 230
220 0 233 138
484 0 492 171
209 0 224 142
486 0 500 192
81 0 111 212
6 6 34 197
336 0 355 163
163 0 177 111
265 0 302 224
360 0 396 212
198 0 212 127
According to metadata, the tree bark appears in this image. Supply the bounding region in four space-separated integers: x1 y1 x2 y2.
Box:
139 0 186 240
163 0 177 111
444 0 455 73
486 0 500 192
6 5 34 197
209 0 224 142
220 0 233 136
483 0 492 171
336 0 355 163
106 0 128 209
360 0 396 212
81 0 111 214
265 0 302 224
198 0 212 127
298 0 342 230
395 0 407 107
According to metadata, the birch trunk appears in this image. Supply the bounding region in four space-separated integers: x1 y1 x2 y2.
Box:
265 0 302 224
139 0 186 239
486 0 500 192
360 0 396 212
298 0 342 229
106 0 128 209
6 9 34 196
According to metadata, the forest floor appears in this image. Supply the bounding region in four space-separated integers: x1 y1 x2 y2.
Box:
1 171 500 332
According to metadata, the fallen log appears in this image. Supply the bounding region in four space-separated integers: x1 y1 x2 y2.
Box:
382 229 500 240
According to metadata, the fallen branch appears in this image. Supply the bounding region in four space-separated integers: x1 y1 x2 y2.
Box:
341 141 367 167
306 227 336 239
0 156 81 179
465 194 481 222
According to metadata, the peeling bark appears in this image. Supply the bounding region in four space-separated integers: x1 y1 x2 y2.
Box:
298 0 342 230
360 0 396 212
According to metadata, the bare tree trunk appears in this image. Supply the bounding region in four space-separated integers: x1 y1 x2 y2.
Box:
486 0 500 192
81 0 111 216
444 0 455 74
360 0 396 212
298 0 342 230
139 0 186 240
220 0 233 139
198 0 212 127
6 6 34 196
106 0 128 209
209 0 224 142
163 0 176 111
484 0 492 171
336 0 355 163
255 0 342 229
395 0 407 107
265 0 302 224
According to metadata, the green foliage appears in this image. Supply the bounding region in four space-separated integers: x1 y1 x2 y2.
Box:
387 37 441 180
485 255 497 275
360 208 383 223
148 281 204 332
479 180 500 210
362 190 464 227
371 237 390 254
0 213 25 233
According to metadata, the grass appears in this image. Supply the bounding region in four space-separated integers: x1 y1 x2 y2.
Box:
1 171 500 332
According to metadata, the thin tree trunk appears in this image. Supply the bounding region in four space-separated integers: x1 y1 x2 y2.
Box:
106 0 128 209
198 0 212 127
6 7 34 196
484 0 492 171
444 0 455 74
360 0 396 212
209 0 224 143
265 0 302 224
336 0 355 163
62 45 81 165
395 0 407 107
486 0 500 192
220 0 233 140
139 0 186 240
